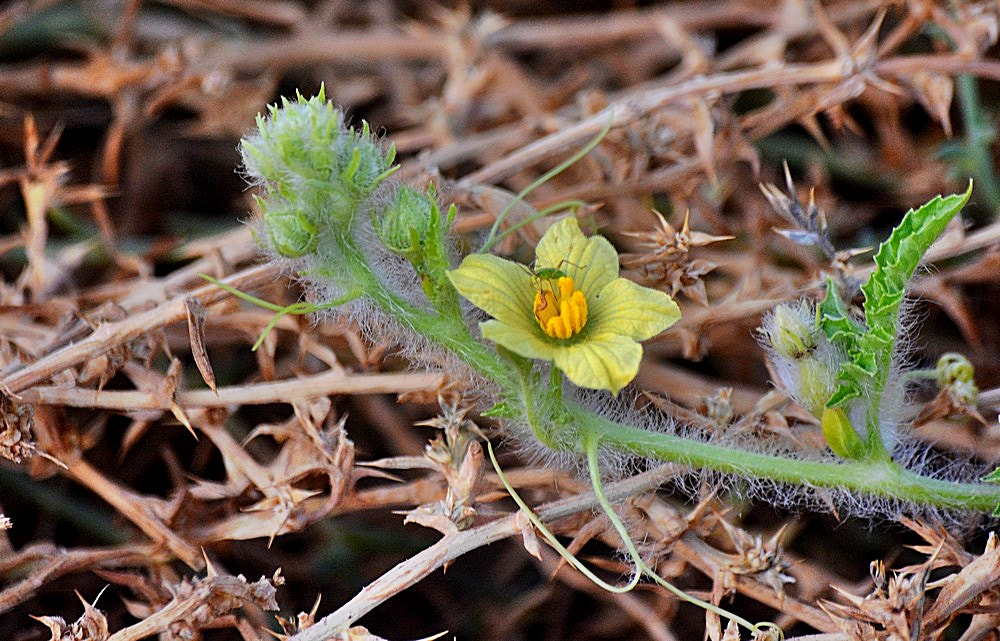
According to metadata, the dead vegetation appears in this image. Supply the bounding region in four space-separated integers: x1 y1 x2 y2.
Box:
2 1 1000 639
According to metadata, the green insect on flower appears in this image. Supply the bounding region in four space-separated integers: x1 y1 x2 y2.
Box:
448 217 681 394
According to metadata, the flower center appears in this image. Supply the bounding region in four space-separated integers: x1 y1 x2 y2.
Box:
533 276 588 339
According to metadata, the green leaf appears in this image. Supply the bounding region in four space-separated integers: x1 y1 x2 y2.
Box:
818 278 864 351
824 183 972 409
482 400 519 419
860 182 972 355
819 278 866 407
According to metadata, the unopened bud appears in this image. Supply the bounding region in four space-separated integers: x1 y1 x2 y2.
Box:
260 199 318 258
796 358 834 417
765 303 816 359
377 185 436 264
936 352 978 405
240 87 398 257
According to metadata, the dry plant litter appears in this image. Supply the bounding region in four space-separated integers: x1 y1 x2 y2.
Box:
1 2 1000 640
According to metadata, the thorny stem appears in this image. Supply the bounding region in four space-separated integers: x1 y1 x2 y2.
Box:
0 261 274 395
288 462 685 641
456 57 1000 189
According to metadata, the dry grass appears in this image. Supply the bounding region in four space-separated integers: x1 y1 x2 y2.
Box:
2 1 1000 640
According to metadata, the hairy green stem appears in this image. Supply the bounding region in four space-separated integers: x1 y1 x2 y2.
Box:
346 227 1000 511
335 232 511 385
581 407 1000 512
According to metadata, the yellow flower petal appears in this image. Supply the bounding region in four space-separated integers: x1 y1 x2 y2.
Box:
481 320 555 361
534 218 618 295
551 334 642 395
589 278 680 341
448 254 536 329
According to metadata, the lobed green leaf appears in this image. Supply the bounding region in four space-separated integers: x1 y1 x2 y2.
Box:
823 183 972 409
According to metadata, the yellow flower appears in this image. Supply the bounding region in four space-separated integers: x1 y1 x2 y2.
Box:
448 217 681 394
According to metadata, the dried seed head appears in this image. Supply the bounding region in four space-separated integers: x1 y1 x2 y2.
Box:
620 210 732 306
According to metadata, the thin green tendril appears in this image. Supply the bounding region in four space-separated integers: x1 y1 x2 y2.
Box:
487 441 640 593
479 116 613 253
583 434 778 637
488 439 783 638
199 273 361 350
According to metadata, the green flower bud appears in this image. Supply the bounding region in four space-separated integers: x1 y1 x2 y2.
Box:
760 300 846 421
935 352 978 404
260 199 319 258
821 407 867 459
377 185 437 264
374 184 459 312
796 357 834 417
765 303 816 359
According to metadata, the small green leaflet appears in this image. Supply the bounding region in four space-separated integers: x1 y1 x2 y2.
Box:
822 182 973 408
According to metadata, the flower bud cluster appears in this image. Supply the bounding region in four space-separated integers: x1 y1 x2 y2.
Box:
759 301 866 457
239 88 397 258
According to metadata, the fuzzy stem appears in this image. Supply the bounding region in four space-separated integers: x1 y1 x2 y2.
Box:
548 365 563 403
579 406 1000 512
334 232 511 385
518 362 563 450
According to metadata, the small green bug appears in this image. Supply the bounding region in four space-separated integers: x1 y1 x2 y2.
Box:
531 266 568 280
520 259 581 296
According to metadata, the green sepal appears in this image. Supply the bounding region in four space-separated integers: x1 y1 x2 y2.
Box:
821 407 868 459
260 198 319 258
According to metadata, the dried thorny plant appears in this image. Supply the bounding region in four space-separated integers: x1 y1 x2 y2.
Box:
2 2 1000 641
